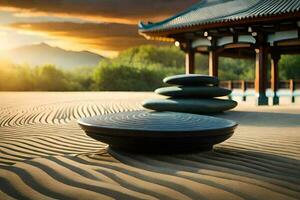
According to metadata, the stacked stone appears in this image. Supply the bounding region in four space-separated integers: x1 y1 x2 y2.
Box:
143 74 237 114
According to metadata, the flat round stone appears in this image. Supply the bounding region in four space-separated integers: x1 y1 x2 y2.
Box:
155 86 231 98
163 74 219 86
78 111 237 153
142 99 237 114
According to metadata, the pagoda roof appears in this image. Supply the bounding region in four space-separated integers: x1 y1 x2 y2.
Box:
139 0 300 38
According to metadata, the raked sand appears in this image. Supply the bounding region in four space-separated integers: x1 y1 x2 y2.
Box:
0 92 299 200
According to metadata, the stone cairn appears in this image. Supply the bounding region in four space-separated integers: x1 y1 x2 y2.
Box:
78 74 239 153
143 74 237 114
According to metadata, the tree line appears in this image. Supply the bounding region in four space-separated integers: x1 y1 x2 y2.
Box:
0 45 299 91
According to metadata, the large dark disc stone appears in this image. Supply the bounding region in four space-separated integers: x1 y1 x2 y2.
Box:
78 111 237 153
155 86 231 98
163 74 219 86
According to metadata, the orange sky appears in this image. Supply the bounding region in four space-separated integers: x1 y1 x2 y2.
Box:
0 0 198 57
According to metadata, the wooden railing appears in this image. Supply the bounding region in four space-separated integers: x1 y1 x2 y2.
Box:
219 79 299 103
220 79 299 90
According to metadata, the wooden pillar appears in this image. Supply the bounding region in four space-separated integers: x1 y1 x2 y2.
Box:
290 79 295 103
255 46 268 105
270 53 280 105
185 49 195 74
241 80 247 101
209 50 218 77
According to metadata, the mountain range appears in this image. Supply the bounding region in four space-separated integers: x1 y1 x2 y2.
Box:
2 43 104 69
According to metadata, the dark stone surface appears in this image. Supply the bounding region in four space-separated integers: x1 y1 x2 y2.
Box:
155 86 231 98
142 98 237 114
78 111 237 153
163 74 219 86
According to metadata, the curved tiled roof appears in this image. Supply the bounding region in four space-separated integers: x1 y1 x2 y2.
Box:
139 0 300 34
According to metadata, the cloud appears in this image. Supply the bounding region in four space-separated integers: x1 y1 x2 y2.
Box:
1 1 198 56
0 0 198 24
8 22 164 53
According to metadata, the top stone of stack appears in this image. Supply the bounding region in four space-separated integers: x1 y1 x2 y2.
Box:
163 74 219 86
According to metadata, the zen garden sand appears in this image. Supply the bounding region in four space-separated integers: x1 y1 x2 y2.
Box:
0 91 299 200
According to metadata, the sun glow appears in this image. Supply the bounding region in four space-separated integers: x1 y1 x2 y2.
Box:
0 28 45 51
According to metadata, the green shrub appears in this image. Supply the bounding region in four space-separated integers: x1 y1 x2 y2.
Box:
115 45 185 68
279 55 300 79
93 63 164 91
33 65 69 91
218 57 255 80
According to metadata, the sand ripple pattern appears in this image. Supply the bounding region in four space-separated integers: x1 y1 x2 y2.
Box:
0 101 141 127
1 146 300 200
0 122 106 166
0 92 299 200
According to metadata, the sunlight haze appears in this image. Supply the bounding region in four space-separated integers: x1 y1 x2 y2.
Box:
0 1 198 57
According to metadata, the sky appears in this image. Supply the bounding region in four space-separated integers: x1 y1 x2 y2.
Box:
0 0 198 57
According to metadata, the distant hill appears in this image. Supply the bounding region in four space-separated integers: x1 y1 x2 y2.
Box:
3 43 104 69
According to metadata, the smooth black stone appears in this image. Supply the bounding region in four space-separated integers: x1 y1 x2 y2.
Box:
163 74 219 86
78 111 237 153
142 98 237 114
155 86 231 98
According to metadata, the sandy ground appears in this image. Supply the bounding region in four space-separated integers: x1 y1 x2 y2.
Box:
0 92 299 200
